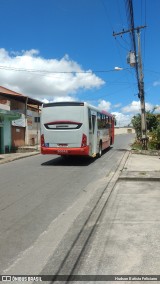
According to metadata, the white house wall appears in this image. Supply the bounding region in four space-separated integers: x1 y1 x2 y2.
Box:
115 127 135 135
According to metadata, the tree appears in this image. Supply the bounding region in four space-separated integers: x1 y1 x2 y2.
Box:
132 112 160 149
131 114 141 139
149 119 160 150
146 112 158 131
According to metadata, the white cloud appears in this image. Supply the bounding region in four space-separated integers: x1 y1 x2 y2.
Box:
113 103 122 108
145 102 155 111
98 100 111 111
153 105 160 113
112 112 132 127
41 98 50 104
153 81 160 87
113 100 155 127
41 96 76 104
97 100 132 126
0 48 105 100
96 100 157 127
122 100 153 113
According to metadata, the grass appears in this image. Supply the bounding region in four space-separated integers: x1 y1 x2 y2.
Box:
132 140 160 151
131 141 143 150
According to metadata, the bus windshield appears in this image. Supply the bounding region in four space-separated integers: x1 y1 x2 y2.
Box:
42 104 84 126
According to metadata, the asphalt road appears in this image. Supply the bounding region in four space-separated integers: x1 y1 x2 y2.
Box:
0 134 135 274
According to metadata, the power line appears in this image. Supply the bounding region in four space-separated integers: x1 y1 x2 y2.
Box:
113 0 148 149
124 0 140 91
114 37 130 51
143 0 147 69
117 0 125 29
100 0 115 32
100 0 135 96
144 69 160 75
0 65 130 75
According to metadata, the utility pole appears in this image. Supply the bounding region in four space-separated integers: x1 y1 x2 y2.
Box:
137 28 147 149
113 25 147 149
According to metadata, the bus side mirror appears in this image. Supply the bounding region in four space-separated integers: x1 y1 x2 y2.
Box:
114 120 117 126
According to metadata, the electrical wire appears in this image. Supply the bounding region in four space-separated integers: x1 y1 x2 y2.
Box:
0 65 130 75
143 0 147 69
124 0 140 93
117 0 125 27
100 0 115 32
114 37 130 51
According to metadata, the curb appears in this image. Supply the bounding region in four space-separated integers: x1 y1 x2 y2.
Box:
119 169 160 182
0 152 40 165
118 151 160 181
119 176 160 181
131 149 160 156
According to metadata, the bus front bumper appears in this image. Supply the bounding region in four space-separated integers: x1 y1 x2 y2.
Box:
41 146 89 156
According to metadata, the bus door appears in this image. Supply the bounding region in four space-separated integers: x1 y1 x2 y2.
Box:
89 110 97 156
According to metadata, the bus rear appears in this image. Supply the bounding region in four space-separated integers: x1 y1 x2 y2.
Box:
41 102 89 156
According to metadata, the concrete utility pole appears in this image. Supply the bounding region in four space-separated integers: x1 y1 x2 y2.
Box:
113 25 148 149
137 28 147 149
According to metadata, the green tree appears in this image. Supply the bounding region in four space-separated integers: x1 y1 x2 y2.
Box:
146 112 158 131
131 114 141 139
132 112 160 149
149 123 160 150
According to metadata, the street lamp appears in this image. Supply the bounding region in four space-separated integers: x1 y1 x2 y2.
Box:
114 66 123 71
114 63 147 149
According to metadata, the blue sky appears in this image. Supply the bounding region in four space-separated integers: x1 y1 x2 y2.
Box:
0 0 160 125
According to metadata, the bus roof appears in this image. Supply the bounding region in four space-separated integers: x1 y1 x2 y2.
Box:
43 102 84 108
42 101 113 117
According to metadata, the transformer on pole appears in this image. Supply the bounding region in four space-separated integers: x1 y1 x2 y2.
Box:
113 25 148 149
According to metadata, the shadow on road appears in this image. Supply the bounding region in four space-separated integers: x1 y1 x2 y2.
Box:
115 148 130 152
41 156 95 167
41 147 113 167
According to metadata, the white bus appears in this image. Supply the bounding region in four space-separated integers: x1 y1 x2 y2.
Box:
41 102 115 158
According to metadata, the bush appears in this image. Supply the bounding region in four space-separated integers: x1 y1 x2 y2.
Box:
131 140 142 150
148 125 160 150
132 112 160 150
131 114 141 140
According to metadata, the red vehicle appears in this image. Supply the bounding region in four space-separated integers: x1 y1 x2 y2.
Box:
41 102 114 157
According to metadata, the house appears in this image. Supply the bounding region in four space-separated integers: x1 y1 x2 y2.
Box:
0 86 42 153
115 126 135 135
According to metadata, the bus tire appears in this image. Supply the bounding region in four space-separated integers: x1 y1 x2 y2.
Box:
98 141 102 158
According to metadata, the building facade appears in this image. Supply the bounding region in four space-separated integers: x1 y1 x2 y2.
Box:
0 98 22 153
0 86 42 153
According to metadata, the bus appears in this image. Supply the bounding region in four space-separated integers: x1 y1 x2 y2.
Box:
41 102 115 158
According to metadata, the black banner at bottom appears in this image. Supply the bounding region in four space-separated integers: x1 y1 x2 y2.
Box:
0 275 160 282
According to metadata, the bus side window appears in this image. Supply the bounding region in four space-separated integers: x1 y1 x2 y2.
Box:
92 115 96 134
102 114 106 128
106 116 110 129
88 109 92 130
97 113 101 129
105 115 107 128
109 117 112 128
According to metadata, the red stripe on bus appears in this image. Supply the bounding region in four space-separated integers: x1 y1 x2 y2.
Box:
41 146 89 156
45 121 81 125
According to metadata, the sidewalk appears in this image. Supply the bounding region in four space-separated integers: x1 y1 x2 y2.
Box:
71 152 160 279
110 153 160 277
1 150 160 280
0 146 40 165
120 152 160 180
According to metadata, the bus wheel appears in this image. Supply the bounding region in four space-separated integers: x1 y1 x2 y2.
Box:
98 142 102 158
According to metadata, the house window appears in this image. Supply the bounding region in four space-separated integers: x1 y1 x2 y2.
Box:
34 117 40 123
